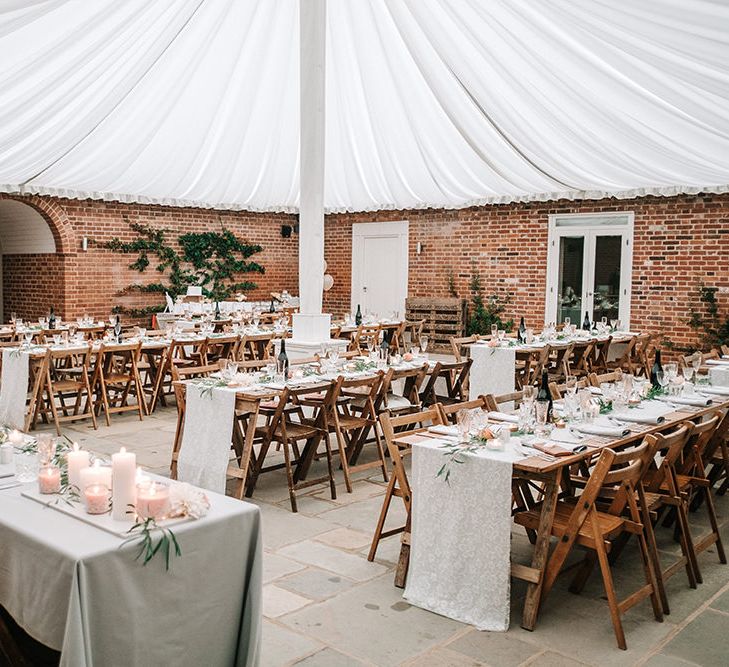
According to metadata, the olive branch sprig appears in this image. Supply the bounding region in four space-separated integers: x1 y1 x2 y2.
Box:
121 517 181 571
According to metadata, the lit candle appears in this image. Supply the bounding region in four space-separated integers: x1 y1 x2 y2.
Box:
8 429 23 446
79 460 112 493
111 447 136 521
38 466 61 494
84 484 111 515
136 481 170 520
66 443 90 490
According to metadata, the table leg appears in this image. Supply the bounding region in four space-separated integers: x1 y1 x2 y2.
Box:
230 400 260 500
521 470 560 631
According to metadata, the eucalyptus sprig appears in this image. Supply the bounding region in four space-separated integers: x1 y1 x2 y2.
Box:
192 377 229 399
598 398 614 415
121 518 181 571
436 439 484 485
644 385 666 401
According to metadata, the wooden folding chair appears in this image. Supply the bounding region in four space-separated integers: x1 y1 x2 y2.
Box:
436 395 490 424
325 372 387 492
606 335 639 374
367 406 445 586
249 383 338 512
673 412 727 577
419 359 472 407
351 324 381 353
92 342 146 426
592 335 613 373
569 339 596 378
546 342 573 383
40 346 97 434
514 438 663 649
204 334 240 363
150 336 207 410
403 319 426 352
639 424 698 613
450 334 482 362
548 377 588 400
588 369 624 387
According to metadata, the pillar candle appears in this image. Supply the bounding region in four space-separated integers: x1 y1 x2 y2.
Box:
111 447 136 521
66 443 90 490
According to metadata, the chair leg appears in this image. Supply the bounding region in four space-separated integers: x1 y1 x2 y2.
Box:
703 487 727 564
368 474 396 561
282 440 298 513
676 500 700 587
333 428 353 494
593 521 627 650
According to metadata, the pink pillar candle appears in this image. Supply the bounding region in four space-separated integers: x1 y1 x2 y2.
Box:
136 481 170 521
38 466 61 494
84 484 111 515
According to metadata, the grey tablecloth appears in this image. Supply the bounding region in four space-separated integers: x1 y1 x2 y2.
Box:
0 482 262 666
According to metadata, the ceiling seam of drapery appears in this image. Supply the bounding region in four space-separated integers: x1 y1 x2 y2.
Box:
18 0 208 191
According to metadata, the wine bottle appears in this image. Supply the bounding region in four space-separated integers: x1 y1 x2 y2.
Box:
114 315 122 343
215 301 221 320
355 304 362 326
277 337 289 377
48 306 56 330
518 316 526 344
582 312 591 331
650 349 663 389
269 298 276 314
537 370 553 422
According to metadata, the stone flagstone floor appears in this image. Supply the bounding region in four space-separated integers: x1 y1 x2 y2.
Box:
38 402 729 667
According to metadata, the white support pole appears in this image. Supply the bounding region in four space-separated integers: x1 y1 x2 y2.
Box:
293 0 333 347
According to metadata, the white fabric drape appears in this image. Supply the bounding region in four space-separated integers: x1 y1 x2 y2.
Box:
0 0 728 213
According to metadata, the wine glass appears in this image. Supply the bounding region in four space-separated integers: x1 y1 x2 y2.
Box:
23 331 33 347
601 316 608 328
563 317 570 328
565 375 578 398
420 335 429 356
491 324 498 339
691 354 702 375
522 385 536 405
456 409 472 443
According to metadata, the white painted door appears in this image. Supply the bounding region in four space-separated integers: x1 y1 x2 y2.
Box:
546 213 634 327
351 221 408 318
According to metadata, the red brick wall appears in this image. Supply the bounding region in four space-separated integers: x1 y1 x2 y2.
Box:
322 193 729 351
2 193 727 350
0 198 299 323
3 254 66 320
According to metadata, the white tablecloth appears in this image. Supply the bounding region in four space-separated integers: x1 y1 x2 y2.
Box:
178 383 237 493
404 438 516 631
0 348 30 429
0 481 262 667
469 345 515 402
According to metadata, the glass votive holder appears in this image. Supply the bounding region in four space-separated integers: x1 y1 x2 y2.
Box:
38 465 61 494
136 481 170 521
84 484 111 515
13 449 39 483
0 443 13 465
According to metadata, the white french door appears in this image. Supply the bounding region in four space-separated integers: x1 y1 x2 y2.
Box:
545 213 633 327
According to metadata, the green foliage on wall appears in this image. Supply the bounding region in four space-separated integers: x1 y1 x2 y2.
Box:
99 222 265 307
466 266 514 335
688 284 729 351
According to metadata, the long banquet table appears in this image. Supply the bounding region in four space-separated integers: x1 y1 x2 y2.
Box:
0 479 263 667
397 392 729 632
468 331 637 401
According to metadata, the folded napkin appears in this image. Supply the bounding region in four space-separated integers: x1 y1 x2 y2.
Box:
706 359 729 366
427 425 459 437
530 441 573 457
723 355 729 360
657 395 713 407
486 411 519 424
611 410 665 425
572 423 630 438
588 387 603 395
549 429 585 445
699 386 729 397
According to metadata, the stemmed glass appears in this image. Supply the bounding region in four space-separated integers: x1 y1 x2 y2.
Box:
456 409 472 444
23 331 33 348
36 434 57 467
491 324 498 339
563 317 571 328
420 335 429 356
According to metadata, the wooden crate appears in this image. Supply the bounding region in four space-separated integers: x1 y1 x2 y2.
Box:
405 297 467 352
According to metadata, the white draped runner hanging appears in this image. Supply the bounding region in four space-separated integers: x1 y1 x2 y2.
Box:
0 0 728 213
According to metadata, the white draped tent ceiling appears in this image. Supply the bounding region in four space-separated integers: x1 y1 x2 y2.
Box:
1 0 728 214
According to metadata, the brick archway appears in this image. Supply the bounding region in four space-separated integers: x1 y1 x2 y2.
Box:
0 193 76 254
